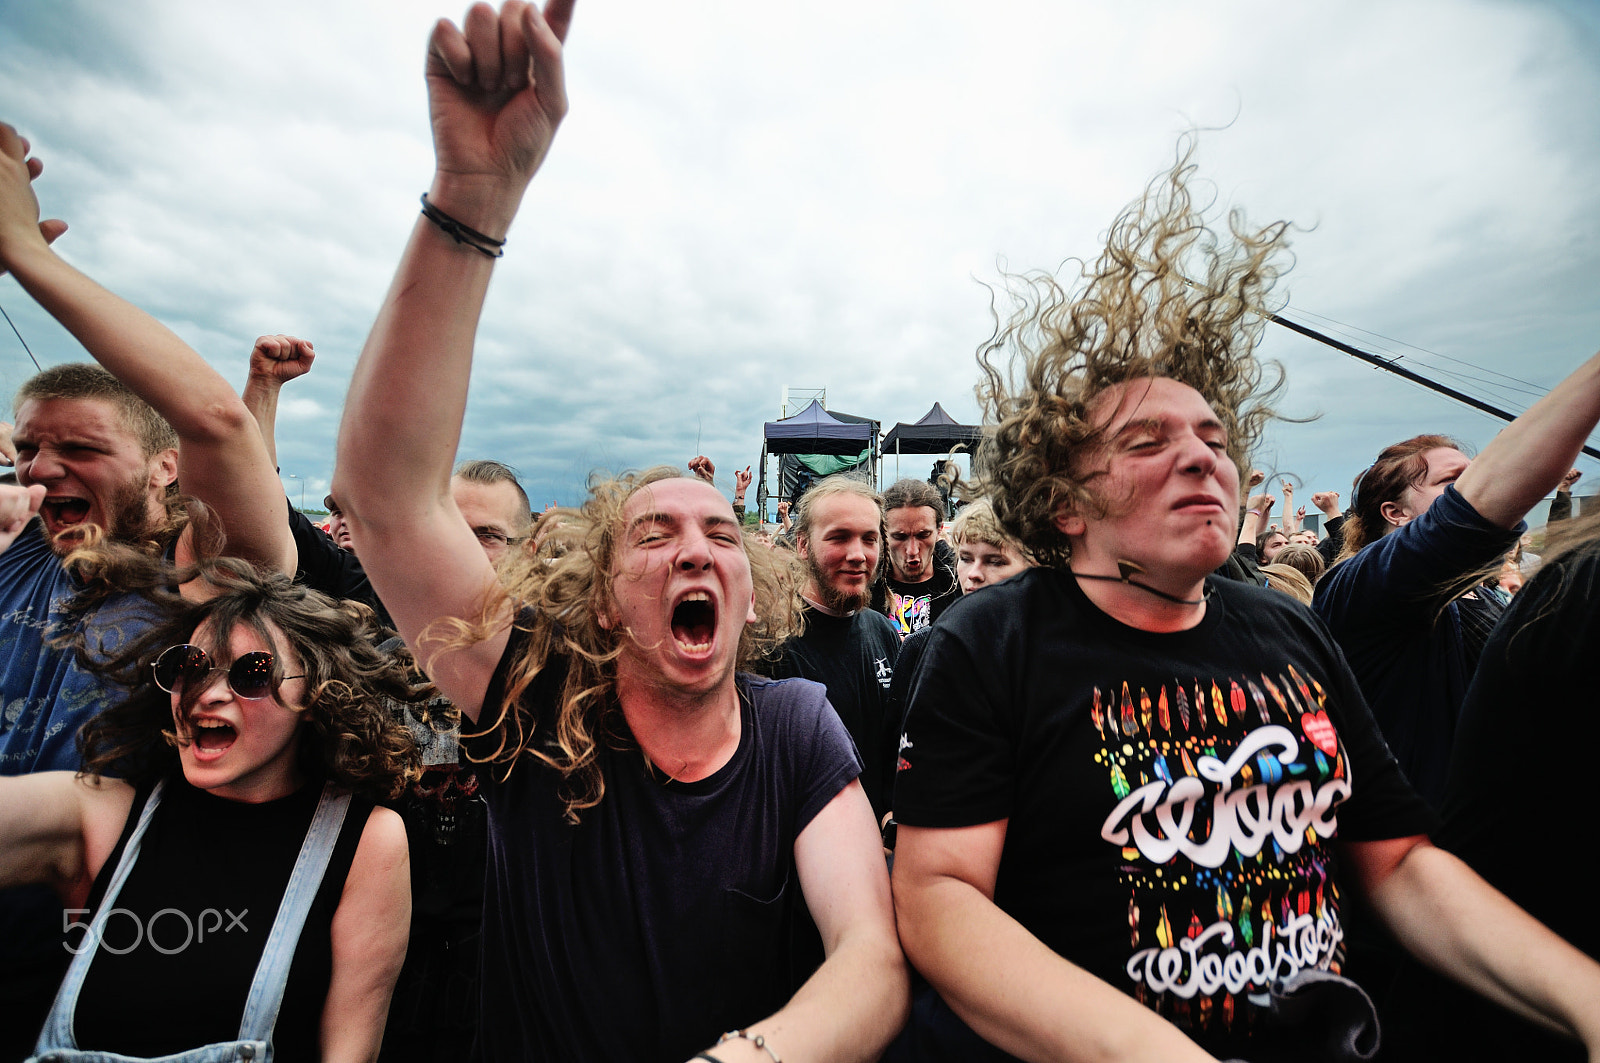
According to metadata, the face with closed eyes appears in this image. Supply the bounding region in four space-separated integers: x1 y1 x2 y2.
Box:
1382 447 1471 530
606 478 756 698
1055 377 1240 588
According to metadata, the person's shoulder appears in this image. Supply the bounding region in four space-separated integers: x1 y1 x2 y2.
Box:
939 567 1053 626
0 518 57 573
740 673 846 744
1210 570 1317 619
855 607 901 641
741 672 829 710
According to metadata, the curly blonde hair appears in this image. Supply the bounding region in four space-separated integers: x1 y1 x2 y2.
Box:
977 139 1292 568
75 557 428 800
459 467 806 822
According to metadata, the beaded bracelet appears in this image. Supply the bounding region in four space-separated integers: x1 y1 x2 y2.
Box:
419 194 506 259
717 1029 781 1063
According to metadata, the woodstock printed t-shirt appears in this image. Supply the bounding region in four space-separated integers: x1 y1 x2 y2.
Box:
894 569 1432 1057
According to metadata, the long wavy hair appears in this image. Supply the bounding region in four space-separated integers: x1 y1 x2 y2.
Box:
976 139 1292 568
453 467 805 823
73 556 427 800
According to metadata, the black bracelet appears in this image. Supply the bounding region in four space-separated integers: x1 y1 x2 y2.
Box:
694 1055 726 1063
419 194 506 259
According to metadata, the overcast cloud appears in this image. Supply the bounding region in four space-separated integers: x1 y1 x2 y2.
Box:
2 0 1598 516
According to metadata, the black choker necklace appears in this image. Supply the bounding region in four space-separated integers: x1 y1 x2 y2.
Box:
1070 560 1210 607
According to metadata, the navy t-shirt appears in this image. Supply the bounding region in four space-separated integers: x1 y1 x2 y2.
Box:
466 636 861 1062
895 569 1434 1060
1313 484 1520 806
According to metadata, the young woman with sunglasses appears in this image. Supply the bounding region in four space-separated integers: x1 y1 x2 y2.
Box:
0 555 424 1062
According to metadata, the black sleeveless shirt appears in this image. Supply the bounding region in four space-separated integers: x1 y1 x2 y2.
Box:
73 775 373 1059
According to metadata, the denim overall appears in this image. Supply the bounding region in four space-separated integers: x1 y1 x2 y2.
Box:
30 779 352 1063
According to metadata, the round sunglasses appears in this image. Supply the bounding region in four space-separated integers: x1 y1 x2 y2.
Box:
151 644 305 701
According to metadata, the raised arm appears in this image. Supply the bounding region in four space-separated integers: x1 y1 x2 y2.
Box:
241 334 317 470
1237 491 1274 548
703 780 908 1063
1347 837 1600 1052
893 822 1213 1063
0 124 294 579
1455 352 1600 528
334 0 573 716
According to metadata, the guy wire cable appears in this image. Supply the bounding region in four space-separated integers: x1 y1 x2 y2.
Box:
0 299 44 371
1175 275 1600 461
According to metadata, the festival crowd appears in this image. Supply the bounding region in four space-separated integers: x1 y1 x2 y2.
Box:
3 3 1599 1061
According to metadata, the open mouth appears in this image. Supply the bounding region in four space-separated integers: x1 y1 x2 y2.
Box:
41 497 91 528
671 592 717 654
189 719 238 758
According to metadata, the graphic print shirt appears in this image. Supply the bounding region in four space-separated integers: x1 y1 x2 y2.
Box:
894 569 1434 1058
872 563 960 639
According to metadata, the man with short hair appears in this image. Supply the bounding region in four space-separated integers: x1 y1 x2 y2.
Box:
452 458 533 563
769 475 902 819
871 478 959 638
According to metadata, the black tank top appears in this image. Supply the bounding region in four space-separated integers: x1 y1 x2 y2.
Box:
73 775 373 1059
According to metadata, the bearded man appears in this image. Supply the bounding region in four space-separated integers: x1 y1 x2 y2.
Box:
768 475 902 819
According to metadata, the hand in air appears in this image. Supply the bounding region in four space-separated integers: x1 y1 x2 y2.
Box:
734 466 752 494
0 420 14 466
687 455 716 484
1561 468 1582 491
0 124 69 275
776 500 791 518
1312 491 1340 515
1279 479 1294 495
426 0 575 197
0 483 46 556
1246 493 1275 514
1247 469 1266 489
249 334 317 386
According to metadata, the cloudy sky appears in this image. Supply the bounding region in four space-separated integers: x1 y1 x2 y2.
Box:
3 0 1598 519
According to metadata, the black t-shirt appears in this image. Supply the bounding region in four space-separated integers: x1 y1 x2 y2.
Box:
466 637 861 1063
1312 485 1519 807
1381 545 1600 1061
872 562 960 639
74 776 372 1060
766 605 900 817
895 569 1434 1059
288 503 393 630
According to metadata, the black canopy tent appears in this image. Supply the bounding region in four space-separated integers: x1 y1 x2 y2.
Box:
756 400 880 519
881 402 984 486
881 402 983 455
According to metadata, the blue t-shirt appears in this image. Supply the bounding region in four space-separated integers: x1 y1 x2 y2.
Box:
1312 484 1520 806
1 521 158 973
1 522 151 775
466 643 861 1063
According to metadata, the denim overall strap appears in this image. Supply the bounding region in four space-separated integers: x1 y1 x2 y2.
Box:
32 779 169 1056
234 784 351 1046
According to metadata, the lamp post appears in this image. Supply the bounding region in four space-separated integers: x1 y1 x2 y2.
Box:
286 473 305 511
